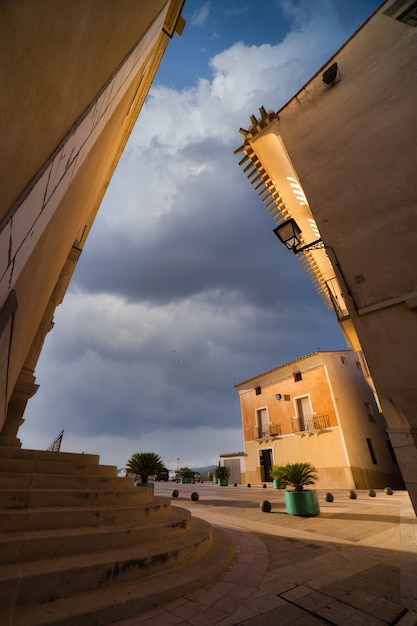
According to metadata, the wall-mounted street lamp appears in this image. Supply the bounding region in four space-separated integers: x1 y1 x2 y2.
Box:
273 218 325 254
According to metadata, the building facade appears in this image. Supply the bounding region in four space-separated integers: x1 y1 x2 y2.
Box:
218 452 246 485
0 0 185 446
236 0 417 512
235 351 404 489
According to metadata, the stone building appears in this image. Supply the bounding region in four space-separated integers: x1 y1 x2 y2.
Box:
0 3 235 623
235 0 417 513
235 351 404 489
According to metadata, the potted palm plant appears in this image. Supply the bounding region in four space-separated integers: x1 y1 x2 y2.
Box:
269 466 285 489
272 462 320 516
214 464 231 486
126 451 164 493
178 467 194 484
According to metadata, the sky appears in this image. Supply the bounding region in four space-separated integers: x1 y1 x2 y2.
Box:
20 0 381 471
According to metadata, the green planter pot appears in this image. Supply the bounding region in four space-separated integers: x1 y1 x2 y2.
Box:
134 482 154 494
273 479 283 489
218 478 228 486
284 490 320 516
180 477 192 484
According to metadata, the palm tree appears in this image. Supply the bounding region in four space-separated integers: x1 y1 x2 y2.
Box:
178 467 194 480
269 462 317 492
126 452 164 484
214 464 231 481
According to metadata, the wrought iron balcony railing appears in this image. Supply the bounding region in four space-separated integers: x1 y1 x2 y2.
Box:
294 414 331 432
253 424 282 439
249 416 330 440
325 278 349 320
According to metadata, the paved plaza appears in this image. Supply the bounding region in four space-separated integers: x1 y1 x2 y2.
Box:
110 482 417 626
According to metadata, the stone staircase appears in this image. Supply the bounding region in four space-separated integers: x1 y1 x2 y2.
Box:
0 447 235 626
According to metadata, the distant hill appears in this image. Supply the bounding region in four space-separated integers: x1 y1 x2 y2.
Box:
120 465 219 482
192 465 217 476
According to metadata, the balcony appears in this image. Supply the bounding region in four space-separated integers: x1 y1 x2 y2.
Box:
293 414 331 433
253 424 282 439
325 278 349 320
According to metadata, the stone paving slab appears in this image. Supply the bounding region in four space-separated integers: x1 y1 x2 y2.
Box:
109 484 417 626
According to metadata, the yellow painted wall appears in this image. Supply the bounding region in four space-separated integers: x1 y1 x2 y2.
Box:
241 362 338 440
237 351 403 489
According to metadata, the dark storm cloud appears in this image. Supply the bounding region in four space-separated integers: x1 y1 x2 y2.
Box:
28 302 339 441
20 0 380 468
72 136 320 313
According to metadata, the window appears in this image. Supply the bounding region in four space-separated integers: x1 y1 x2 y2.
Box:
398 0 417 25
383 0 417 25
284 394 291 401
366 438 378 465
340 355 348 365
255 386 261 395
256 408 268 438
294 372 302 382
357 351 370 377
295 396 312 431
383 0 409 15
386 438 399 465
364 402 375 422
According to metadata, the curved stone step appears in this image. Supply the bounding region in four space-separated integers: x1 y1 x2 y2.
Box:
0 471 135 491
0 447 118 478
0 456 119 478
0 447 101 465
0 505 191 563
0 448 235 626
0 525 235 626
0 517 213 611
0 495 172 532
0 484 153 509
